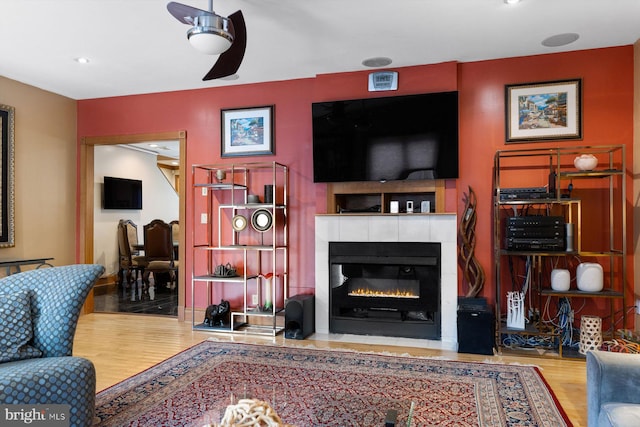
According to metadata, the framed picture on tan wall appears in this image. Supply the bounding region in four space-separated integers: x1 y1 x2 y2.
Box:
505 79 582 143
0 104 15 247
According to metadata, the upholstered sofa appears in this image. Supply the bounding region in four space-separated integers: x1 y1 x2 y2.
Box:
0 264 104 427
587 350 640 427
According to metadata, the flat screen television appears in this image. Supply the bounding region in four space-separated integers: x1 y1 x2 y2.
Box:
312 91 459 183
103 176 142 210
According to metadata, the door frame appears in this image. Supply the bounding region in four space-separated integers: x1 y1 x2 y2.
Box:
80 131 187 320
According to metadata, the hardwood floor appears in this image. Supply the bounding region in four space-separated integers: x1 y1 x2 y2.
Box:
73 313 587 426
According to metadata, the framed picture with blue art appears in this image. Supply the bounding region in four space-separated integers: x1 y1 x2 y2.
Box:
505 79 582 143
221 105 274 157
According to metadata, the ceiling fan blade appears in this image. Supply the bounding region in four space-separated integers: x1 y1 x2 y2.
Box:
203 10 247 80
167 1 211 25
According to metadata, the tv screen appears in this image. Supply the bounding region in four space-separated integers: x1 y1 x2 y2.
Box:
103 176 142 210
312 91 459 183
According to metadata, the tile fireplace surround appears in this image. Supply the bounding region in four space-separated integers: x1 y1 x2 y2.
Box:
315 214 458 350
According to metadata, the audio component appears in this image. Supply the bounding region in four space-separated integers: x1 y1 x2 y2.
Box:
285 294 315 340
565 223 574 252
504 216 566 251
457 298 494 355
499 187 553 201
505 237 565 251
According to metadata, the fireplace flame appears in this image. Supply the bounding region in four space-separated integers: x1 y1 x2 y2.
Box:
348 288 419 299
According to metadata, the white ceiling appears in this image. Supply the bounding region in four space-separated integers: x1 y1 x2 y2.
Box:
122 141 180 160
1 0 639 101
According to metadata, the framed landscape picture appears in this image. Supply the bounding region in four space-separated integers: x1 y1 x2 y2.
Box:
221 105 274 157
505 79 582 143
0 104 15 247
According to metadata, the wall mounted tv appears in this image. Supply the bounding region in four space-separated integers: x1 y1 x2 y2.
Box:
103 176 142 210
312 91 459 183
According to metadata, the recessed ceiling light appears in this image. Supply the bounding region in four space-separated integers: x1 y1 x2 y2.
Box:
149 144 159 148
74 57 90 64
504 0 521 4
362 57 393 68
542 33 580 47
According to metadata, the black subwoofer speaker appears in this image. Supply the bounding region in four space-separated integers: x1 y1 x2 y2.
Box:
285 294 314 340
457 302 495 355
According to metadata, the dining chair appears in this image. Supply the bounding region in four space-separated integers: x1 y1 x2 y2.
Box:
117 219 148 289
170 220 179 260
143 219 178 289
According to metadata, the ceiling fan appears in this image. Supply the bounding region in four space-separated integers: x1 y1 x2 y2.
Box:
167 1 246 80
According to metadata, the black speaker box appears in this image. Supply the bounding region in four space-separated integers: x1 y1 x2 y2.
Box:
285 294 314 340
457 304 495 355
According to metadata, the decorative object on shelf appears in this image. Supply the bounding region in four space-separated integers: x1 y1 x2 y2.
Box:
259 273 275 311
505 79 582 143
264 184 274 204
458 186 485 298
574 153 598 171
579 315 602 355
577 262 604 292
232 215 248 232
251 208 273 232
203 299 231 327
506 291 525 330
0 104 15 247
247 194 260 203
550 269 571 291
216 169 227 182
214 263 237 277
221 105 274 157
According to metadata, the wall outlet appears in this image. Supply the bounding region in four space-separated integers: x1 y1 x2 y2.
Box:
200 213 207 224
201 187 207 196
252 294 259 305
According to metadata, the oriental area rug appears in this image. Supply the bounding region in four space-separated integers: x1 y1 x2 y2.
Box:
93 341 572 426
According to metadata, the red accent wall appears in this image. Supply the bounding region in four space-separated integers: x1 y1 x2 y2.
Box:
78 46 634 323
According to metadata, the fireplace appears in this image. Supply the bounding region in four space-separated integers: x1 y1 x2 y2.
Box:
329 242 440 339
315 214 458 350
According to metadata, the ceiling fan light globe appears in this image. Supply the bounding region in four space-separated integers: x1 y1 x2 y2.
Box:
187 14 233 55
188 31 232 55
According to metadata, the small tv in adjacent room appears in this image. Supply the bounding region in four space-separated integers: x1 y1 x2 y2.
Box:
103 176 142 210
312 91 459 183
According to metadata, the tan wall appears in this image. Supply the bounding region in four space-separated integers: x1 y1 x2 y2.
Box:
0 76 77 272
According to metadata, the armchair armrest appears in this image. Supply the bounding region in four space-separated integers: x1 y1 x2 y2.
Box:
587 350 640 427
0 264 104 357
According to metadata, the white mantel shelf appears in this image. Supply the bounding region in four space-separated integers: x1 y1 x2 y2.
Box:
314 214 458 351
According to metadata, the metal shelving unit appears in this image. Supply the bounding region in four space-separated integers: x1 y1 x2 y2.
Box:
493 145 626 358
191 161 288 336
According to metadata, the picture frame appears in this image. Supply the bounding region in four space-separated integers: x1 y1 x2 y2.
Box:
221 105 274 157
0 104 15 247
505 79 582 143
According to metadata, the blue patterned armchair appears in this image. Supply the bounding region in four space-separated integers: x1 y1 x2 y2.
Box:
0 264 104 427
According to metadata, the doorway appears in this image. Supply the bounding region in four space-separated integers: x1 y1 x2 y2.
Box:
80 131 187 320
